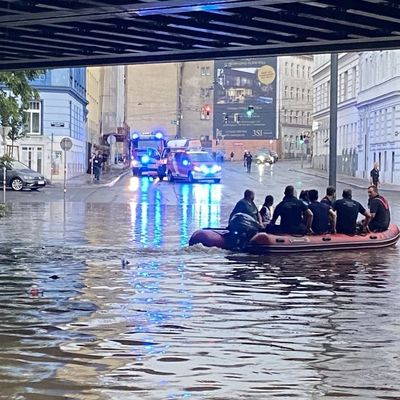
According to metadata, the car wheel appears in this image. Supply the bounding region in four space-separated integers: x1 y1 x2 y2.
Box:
214 179 221 184
11 178 23 191
167 170 174 182
188 172 196 183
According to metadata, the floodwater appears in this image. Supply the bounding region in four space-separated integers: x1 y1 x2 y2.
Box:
0 185 400 399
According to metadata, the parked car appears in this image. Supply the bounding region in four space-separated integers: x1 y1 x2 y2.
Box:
0 160 46 191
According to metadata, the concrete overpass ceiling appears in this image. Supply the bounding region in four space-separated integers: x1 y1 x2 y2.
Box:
0 0 400 70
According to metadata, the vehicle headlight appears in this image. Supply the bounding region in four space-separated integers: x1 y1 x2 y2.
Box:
194 166 202 172
131 160 139 167
259 156 265 162
23 175 32 180
141 155 150 164
211 165 221 173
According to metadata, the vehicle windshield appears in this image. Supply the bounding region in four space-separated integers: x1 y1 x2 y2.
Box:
11 161 33 171
189 153 214 162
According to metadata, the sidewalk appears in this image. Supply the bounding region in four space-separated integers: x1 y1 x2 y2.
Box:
49 164 130 188
289 160 400 193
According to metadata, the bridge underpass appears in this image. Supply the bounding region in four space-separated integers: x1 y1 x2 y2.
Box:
0 0 400 70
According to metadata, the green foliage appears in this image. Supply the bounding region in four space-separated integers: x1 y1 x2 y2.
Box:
0 70 43 143
0 203 6 217
0 154 14 167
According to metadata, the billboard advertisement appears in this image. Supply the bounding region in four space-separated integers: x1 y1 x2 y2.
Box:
214 57 277 140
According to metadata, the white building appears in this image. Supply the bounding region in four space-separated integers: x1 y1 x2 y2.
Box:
312 51 400 184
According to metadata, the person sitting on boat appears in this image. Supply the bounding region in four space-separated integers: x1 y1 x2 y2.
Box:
308 189 337 234
266 185 313 235
259 195 274 228
367 185 390 232
229 189 263 226
333 189 371 235
321 186 336 207
299 190 310 206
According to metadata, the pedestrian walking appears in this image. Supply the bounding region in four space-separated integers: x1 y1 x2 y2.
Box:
230 151 234 162
243 151 248 168
245 152 253 173
93 151 103 181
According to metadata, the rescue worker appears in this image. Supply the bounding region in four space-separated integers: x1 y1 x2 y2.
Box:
367 185 390 232
333 189 370 234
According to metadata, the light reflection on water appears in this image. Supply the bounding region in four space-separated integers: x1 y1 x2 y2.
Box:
0 201 399 399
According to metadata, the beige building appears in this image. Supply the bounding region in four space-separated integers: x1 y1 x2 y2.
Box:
86 67 102 149
125 63 180 140
279 55 314 159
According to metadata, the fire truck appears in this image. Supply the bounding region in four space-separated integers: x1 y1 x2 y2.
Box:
130 131 167 177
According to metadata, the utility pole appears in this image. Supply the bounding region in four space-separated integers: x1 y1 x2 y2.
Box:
176 62 184 139
329 53 338 188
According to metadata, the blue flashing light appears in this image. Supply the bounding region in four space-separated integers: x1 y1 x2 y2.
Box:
182 159 189 166
132 133 139 139
154 131 163 139
141 155 150 164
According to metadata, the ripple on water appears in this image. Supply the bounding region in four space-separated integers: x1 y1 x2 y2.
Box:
0 205 400 399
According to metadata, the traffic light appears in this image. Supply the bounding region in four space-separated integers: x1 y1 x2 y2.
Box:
246 105 255 118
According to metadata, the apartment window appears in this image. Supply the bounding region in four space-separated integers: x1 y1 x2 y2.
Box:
308 66 311 78
343 70 348 100
24 101 41 134
290 87 294 99
307 89 311 102
200 66 210 76
285 62 289 75
296 88 300 99
302 88 305 100
284 86 289 98
352 67 357 97
291 63 294 77
296 64 300 77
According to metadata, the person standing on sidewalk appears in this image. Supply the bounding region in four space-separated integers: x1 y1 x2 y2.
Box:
370 162 380 188
93 151 103 181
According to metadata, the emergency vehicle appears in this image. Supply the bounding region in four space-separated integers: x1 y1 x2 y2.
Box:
166 150 222 183
130 131 167 177
157 139 202 180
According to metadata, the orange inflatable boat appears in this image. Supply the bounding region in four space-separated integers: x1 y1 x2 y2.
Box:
189 224 400 254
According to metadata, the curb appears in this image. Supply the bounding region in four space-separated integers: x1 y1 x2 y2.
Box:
290 168 400 193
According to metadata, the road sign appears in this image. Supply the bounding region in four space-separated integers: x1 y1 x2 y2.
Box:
60 137 73 151
107 134 116 145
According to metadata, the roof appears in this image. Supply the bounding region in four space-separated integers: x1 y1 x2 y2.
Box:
1 1 400 71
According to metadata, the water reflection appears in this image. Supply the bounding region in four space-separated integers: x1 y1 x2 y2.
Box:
0 198 399 399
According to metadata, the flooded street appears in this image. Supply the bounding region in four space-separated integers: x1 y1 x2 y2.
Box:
1 162 400 399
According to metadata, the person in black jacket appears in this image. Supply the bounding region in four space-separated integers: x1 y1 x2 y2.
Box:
370 162 380 188
367 185 390 232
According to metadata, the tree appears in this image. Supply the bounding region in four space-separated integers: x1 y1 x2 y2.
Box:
0 71 43 154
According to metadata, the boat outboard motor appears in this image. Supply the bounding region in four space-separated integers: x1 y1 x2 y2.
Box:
227 213 261 250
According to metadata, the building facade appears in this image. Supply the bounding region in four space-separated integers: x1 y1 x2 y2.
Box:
17 68 88 181
279 55 314 159
86 67 102 153
312 51 400 184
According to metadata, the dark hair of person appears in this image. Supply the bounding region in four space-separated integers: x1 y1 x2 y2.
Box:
284 185 294 197
326 186 336 196
342 188 352 199
368 185 378 194
263 195 274 206
308 189 318 202
299 190 309 203
244 189 254 199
